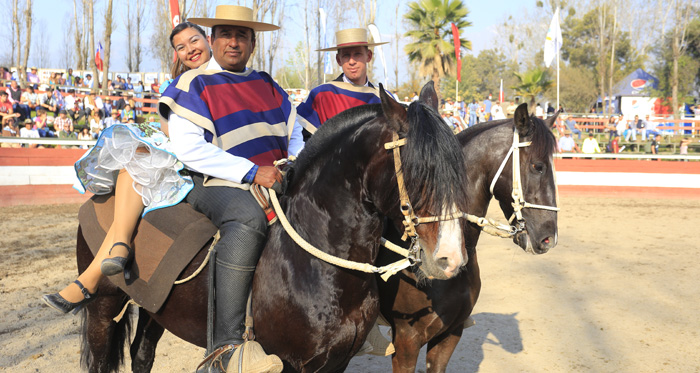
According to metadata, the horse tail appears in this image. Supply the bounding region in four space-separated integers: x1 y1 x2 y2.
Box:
79 303 134 373
76 225 133 373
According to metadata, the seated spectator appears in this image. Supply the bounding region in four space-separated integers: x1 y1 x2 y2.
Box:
20 86 40 116
120 104 136 122
39 86 59 116
643 115 659 139
0 90 20 126
52 86 66 110
19 118 40 147
7 80 30 121
84 74 94 88
88 110 104 139
65 89 86 122
103 110 120 128
1 66 12 82
103 97 113 117
563 114 582 140
27 67 41 87
54 109 74 134
78 127 92 148
112 93 126 111
605 116 619 142
558 130 580 153
34 109 53 137
93 95 104 118
83 94 96 117
582 132 601 154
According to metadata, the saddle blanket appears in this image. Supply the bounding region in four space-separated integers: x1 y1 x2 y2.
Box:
79 194 218 313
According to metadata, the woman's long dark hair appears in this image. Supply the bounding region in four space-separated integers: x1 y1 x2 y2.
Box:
169 22 208 78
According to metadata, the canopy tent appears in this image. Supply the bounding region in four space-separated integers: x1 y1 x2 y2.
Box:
611 68 659 97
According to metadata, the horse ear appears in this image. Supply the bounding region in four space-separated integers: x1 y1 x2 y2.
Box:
514 103 532 135
379 83 407 131
419 81 439 110
543 110 560 128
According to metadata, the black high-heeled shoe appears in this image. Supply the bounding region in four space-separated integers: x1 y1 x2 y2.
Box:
100 242 133 277
42 279 96 315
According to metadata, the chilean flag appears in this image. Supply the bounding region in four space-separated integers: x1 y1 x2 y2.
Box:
95 43 104 72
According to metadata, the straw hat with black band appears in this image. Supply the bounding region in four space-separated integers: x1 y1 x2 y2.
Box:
317 28 388 52
188 5 280 31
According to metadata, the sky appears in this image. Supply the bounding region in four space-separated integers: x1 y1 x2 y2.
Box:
17 0 527 84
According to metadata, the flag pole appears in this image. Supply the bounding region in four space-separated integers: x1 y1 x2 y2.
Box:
556 47 560 109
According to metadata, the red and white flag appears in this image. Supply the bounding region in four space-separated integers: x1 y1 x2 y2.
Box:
451 22 461 82
95 42 104 72
499 79 504 103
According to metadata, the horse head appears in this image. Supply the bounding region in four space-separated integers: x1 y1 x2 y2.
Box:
493 103 559 254
374 82 469 280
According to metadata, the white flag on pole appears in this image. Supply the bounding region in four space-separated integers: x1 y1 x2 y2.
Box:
319 8 332 75
367 24 388 85
544 8 562 68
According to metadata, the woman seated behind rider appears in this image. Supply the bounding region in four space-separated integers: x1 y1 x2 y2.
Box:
43 22 212 314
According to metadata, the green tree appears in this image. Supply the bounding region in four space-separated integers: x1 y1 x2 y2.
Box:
652 16 700 108
511 68 553 106
404 0 472 99
441 49 519 104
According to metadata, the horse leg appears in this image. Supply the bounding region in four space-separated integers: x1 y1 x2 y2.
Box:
390 324 423 373
424 328 463 373
130 309 165 373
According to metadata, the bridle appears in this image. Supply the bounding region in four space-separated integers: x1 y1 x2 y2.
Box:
384 132 465 260
488 126 560 233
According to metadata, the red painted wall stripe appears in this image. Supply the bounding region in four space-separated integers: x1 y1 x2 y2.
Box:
0 148 84 167
554 159 700 174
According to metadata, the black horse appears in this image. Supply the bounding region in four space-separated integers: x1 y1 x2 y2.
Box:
377 103 559 372
76 82 470 372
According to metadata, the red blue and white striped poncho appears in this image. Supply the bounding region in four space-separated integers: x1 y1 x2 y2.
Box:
158 67 296 167
296 74 381 134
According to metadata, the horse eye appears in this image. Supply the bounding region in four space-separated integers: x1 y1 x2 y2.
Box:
532 163 545 174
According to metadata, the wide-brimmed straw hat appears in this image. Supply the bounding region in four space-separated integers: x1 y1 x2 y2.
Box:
317 28 389 52
188 5 279 31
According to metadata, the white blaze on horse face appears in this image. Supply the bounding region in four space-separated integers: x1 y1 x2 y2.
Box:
435 205 464 277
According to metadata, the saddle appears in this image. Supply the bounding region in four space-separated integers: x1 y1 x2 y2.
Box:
79 194 218 313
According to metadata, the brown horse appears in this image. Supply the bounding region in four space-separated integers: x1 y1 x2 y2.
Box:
76 82 470 372
377 103 559 372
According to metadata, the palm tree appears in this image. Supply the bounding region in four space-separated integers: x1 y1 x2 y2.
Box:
404 0 472 99
511 68 553 106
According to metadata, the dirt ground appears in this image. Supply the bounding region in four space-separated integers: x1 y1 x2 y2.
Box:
1 196 699 372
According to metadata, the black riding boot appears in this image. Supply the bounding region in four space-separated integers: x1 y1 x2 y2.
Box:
198 222 266 373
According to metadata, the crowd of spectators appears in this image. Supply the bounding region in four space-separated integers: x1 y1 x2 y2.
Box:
1 66 163 147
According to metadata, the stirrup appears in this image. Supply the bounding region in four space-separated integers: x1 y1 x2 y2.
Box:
196 344 237 373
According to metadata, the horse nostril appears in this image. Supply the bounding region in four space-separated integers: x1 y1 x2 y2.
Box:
541 236 555 249
435 257 450 271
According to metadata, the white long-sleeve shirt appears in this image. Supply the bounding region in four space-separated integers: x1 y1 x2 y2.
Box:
167 58 304 183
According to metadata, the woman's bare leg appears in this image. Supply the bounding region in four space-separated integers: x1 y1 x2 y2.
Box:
58 169 144 302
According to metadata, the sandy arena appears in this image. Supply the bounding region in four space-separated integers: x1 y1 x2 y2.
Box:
1 196 699 372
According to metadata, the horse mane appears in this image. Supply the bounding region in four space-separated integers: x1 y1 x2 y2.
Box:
528 116 558 160
292 104 383 178
458 116 557 160
404 102 469 215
